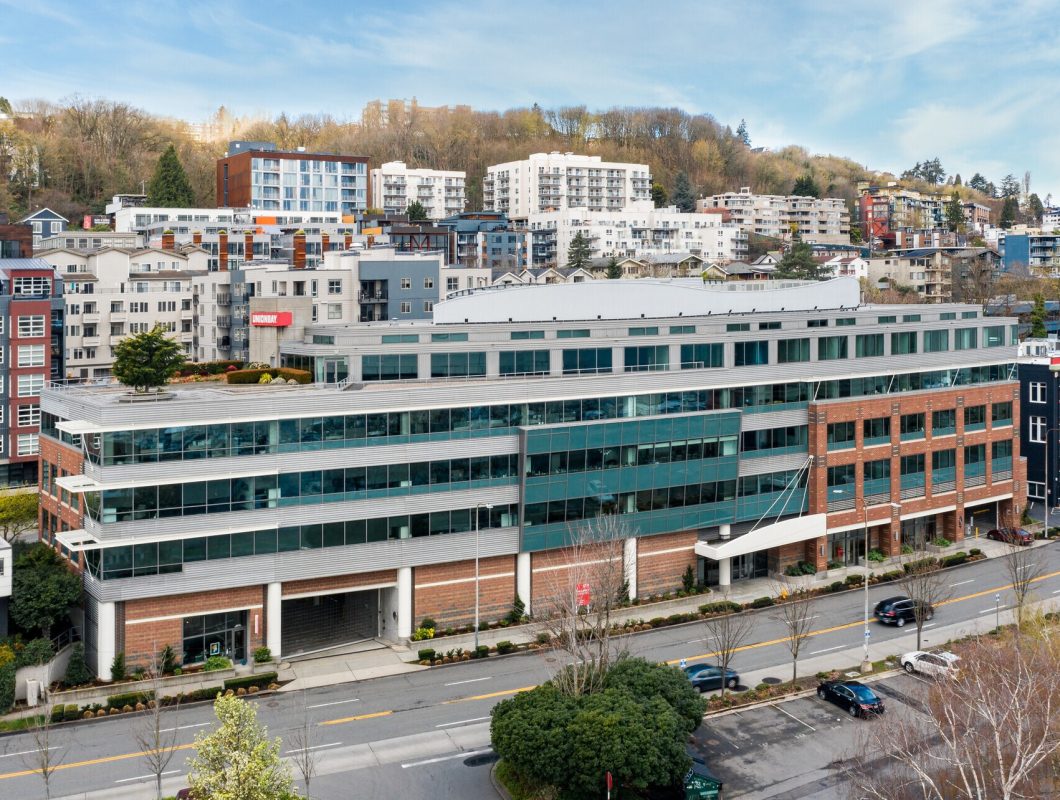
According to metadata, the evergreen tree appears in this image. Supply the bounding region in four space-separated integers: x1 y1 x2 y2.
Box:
953 173 962 186
605 255 622 280
147 145 194 207
11 544 82 639
188 695 294 800
774 241 821 281
968 173 989 194
1028 193 1045 223
1030 293 1048 339
945 191 965 232
735 119 750 146
63 643 93 686
650 182 668 208
999 174 1021 198
672 172 695 212
792 174 821 198
1000 196 1018 229
405 200 429 222
566 232 592 270
112 325 186 392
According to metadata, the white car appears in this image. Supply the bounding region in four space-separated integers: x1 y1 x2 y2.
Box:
900 650 960 679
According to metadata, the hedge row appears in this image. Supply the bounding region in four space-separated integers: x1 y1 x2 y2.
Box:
177 360 243 377
226 367 312 385
223 672 277 692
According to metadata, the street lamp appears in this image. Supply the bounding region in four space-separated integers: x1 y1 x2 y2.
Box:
473 502 494 652
995 592 1001 631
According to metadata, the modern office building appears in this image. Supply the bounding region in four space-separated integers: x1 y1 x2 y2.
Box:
40 278 1025 675
370 161 466 219
0 258 64 488
698 188 851 244
216 141 369 216
483 153 653 217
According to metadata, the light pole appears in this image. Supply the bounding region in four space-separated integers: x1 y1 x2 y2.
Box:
995 592 1001 631
473 502 494 652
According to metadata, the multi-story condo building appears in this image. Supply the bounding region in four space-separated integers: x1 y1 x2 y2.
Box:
868 247 1000 303
1001 231 1060 273
438 212 531 271
370 162 466 219
0 258 63 488
858 183 945 241
1016 338 1060 512
41 277 1024 674
0 217 33 258
698 188 850 244
527 207 747 267
1043 208 1060 231
216 141 369 217
37 246 203 380
39 232 143 251
962 202 992 232
483 153 653 217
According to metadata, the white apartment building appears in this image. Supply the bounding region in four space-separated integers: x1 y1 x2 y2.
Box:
112 204 344 235
37 247 205 379
528 207 748 267
370 162 466 219
483 153 653 217
1043 208 1060 231
698 187 851 244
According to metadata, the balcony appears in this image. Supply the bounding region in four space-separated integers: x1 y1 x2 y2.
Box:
82 336 101 348
108 311 127 322
109 335 125 347
82 313 101 324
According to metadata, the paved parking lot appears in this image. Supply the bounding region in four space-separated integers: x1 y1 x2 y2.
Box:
690 672 934 800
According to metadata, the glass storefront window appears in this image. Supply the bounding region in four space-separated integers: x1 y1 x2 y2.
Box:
183 610 247 665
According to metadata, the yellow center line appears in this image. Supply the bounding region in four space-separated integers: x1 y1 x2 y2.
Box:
443 686 536 704
320 709 393 726
0 742 197 781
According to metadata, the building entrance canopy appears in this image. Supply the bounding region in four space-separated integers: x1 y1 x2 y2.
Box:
695 514 826 561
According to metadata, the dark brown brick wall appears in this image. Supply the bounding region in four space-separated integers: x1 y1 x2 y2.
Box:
637 531 697 596
413 555 516 629
281 570 397 597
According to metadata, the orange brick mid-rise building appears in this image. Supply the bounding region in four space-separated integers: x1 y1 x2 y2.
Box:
38 277 1025 675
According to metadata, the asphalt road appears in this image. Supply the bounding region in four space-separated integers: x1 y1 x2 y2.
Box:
2 541 1057 800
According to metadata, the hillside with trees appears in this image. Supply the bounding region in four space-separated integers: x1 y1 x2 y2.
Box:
0 96 1009 223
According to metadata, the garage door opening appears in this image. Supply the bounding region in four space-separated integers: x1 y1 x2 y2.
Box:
281 588 381 657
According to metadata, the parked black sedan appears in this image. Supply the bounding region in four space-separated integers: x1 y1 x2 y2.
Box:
816 681 885 718
874 595 934 627
683 663 740 692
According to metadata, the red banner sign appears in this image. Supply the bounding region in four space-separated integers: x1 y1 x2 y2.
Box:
576 583 591 607
250 311 293 327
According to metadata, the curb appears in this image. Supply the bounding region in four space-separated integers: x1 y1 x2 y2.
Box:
702 669 904 720
490 761 514 800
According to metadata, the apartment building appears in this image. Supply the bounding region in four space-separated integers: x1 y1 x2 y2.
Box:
483 153 653 217
962 202 992 232
1016 338 1060 510
0 258 64 488
36 247 204 380
216 141 369 216
858 183 945 241
698 188 851 244
0 218 33 258
527 207 748 267
1043 208 1060 231
370 161 466 219
41 277 1024 674
867 247 1001 303
437 212 530 271
39 232 143 251
1002 231 1060 272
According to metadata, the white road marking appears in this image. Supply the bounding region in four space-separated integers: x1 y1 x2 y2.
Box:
949 580 975 587
283 742 343 755
444 677 492 687
770 702 816 731
306 698 360 709
922 623 937 629
980 606 1008 614
809 645 845 655
1053 589 1060 594
401 748 493 768
0 747 56 759
435 716 491 728
115 770 180 784
685 636 716 644
160 722 211 733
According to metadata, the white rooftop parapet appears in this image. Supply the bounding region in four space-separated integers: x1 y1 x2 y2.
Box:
433 277 861 324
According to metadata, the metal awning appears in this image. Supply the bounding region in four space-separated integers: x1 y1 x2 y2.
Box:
55 529 100 551
695 513 827 560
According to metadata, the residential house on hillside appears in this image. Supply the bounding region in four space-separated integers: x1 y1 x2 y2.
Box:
20 208 68 248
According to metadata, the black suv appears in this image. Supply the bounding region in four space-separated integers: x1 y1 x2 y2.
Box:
873 595 934 627
817 681 885 718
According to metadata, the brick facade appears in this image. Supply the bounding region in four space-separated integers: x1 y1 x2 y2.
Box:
38 437 86 564
530 541 624 614
281 570 397 597
637 530 697 596
413 555 516 629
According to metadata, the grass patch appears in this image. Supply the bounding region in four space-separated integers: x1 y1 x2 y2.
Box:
495 759 557 800
0 715 46 733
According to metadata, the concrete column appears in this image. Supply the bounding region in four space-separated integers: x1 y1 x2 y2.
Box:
718 558 732 587
623 537 638 600
516 552 532 615
397 566 413 639
96 601 116 679
266 582 282 659
719 523 732 540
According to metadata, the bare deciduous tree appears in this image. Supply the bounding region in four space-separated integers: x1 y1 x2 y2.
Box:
536 514 632 697
1002 543 1047 630
898 557 951 650
771 579 818 685
701 593 755 699
287 690 317 799
23 710 65 800
845 634 1060 800
133 651 181 800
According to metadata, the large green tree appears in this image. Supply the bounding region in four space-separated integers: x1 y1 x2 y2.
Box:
605 255 622 280
566 232 592 270
650 182 668 208
405 200 429 222
774 240 821 280
672 171 695 212
11 543 82 639
1028 192 1045 223
0 491 38 543
945 191 965 232
735 119 750 146
188 694 294 800
112 325 186 392
147 144 195 207
1000 196 1019 229
1030 293 1048 338
792 174 821 198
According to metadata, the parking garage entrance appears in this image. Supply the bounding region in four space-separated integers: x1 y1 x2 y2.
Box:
281 588 381 657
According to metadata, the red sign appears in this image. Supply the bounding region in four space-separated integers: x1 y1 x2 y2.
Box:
250 311 293 327
576 583 591 607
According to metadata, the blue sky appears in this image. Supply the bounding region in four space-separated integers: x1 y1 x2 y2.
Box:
3 0 1060 198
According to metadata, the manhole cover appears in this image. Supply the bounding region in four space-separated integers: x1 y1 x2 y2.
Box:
266 700 281 708
761 677 783 685
465 752 499 767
